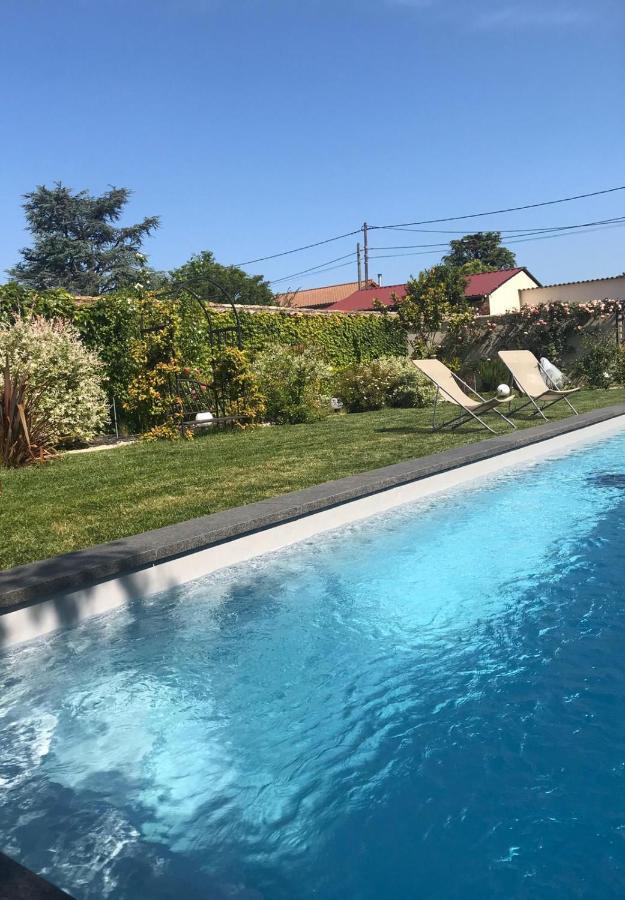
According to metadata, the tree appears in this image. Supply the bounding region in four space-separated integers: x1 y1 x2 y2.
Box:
9 183 159 295
392 264 474 356
170 250 274 306
443 232 516 270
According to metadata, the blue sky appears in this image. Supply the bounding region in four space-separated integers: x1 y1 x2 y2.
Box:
1 0 623 292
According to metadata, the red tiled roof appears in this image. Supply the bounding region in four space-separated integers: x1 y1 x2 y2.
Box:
327 268 539 312
327 284 407 312
464 267 528 297
275 280 377 309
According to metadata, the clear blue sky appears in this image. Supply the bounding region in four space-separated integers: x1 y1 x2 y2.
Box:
1 0 623 292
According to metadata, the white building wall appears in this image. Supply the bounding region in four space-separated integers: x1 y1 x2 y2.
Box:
488 270 539 314
519 275 625 307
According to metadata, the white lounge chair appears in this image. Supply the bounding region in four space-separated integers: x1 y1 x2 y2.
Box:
498 350 579 420
413 359 516 434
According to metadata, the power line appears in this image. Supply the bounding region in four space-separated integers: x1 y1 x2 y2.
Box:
369 219 625 261
236 183 625 271
369 216 625 251
269 216 625 284
369 185 625 231
269 252 356 285
236 229 360 267
251 183 625 286
272 260 358 288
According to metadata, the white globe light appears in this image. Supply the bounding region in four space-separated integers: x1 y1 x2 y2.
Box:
497 383 511 398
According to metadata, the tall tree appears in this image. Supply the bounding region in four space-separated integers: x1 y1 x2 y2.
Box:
392 264 473 356
170 250 274 306
443 232 517 270
9 183 159 294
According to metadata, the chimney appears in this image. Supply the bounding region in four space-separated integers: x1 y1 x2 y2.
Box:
377 273 383 286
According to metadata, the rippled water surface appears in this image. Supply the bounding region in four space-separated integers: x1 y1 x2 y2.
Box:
2 431 625 899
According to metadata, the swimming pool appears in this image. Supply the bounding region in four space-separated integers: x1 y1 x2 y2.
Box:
2 428 625 899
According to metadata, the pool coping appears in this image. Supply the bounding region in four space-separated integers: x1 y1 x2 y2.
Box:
0 851 73 899
1 403 625 615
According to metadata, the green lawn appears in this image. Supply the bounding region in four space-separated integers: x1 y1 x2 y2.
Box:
2 388 624 571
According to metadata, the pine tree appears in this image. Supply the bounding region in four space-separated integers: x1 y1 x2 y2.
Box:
9 183 159 294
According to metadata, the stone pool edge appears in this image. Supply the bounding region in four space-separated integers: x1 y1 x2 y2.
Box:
2 403 624 617
0 850 74 899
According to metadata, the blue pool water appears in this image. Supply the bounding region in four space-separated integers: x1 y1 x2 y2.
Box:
2 430 625 899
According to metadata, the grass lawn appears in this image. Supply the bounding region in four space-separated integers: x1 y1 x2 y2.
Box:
2 388 624 571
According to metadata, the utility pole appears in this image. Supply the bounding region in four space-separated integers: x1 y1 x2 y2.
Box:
362 222 369 286
356 242 362 289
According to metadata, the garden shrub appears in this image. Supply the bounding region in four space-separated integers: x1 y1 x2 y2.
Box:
210 348 266 424
473 357 510 392
75 293 140 420
336 356 435 412
0 287 408 424
0 317 109 445
252 345 332 424
574 335 625 387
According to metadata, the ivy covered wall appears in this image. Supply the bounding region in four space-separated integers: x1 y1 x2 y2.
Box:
177 303 407 371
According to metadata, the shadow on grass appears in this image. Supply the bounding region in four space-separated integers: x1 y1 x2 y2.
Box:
375 425 486 436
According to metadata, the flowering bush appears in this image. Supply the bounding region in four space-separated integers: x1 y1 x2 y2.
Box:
494 299 621 363
0 317 109 445
252 345 332 424
573 335 625 387
336 356 435 412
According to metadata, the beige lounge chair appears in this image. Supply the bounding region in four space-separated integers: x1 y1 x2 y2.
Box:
498 350 579 420
413 359 516 434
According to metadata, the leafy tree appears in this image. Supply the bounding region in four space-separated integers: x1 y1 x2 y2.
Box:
170 250 274 306
9 183 159 295
443 231 516 270
458 259 496 275
392 264 474 356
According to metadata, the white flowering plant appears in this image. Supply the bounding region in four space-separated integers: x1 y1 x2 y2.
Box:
0 316 109 445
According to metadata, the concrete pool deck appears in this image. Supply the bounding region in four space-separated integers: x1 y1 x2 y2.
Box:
1 403 624 647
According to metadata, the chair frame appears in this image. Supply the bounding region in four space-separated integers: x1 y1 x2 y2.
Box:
504 359 578 421
425 371 516 435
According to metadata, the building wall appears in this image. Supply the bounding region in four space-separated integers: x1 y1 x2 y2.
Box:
519 276 625 307
489 271 540 315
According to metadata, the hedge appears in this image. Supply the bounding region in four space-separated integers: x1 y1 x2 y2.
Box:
0 286 407 426
177 305 406 370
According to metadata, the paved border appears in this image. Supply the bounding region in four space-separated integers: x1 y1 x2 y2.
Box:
0 852 73 899
1 404 624 613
